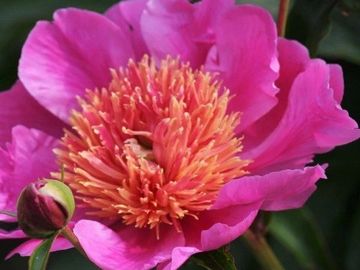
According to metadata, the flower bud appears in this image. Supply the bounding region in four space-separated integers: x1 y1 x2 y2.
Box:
17 179 75 238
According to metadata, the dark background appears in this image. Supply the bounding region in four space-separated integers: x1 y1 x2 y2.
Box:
0 0 359 269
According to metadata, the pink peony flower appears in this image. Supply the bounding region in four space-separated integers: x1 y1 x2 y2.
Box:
1 0 359 269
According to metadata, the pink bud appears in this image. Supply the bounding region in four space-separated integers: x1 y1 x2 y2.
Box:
17 179 75 238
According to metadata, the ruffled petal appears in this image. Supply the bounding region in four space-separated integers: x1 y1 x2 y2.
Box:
212 165 326 211
141 0 233 67
207 4 279 131
242 39 309 150
0 81 64 148
6 237 72 259
0 126 59 221
244 54 360 173
73 220 185 270
105 0 148 59
19 8 135 122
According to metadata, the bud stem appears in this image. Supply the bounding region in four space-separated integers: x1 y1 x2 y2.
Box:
0 210 17 218
243 230 285 270
277 0 290 37
61 226 87 258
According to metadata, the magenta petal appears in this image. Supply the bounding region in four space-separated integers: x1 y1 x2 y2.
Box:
198 204 259 250
208 4 279 131
141 0 197 65
73 220 185 270
6 237 72 259
157 247 200 270
329 64 344 103
0 126 59 221
242 39 310 150
245 58 360 172
156 203 259 269
141 0 233 67
19 8 135 122
212 165 326 211
105 0 148 59
0 81 64 148
0 229 27 239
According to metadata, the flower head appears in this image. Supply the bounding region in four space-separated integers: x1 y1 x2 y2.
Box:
0 0 359 269
55 56 249 236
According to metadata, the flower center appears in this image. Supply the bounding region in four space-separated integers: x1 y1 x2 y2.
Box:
54 56 249 235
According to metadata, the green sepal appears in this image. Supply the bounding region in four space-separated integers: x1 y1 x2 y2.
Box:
40 180 75 222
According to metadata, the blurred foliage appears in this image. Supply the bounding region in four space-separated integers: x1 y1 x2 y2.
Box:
0 0 118 90
268 209 336 270
0 0 359 269
319 6 360 64
286 0 339 56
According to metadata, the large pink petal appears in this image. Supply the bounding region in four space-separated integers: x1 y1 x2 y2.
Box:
105 0 148 59
141 0 233 67
0 81 64 148
0 126 59 221
73 220 185 270
212 165 326 211
244 58 360 173
207 4 279 131
19 8 135 123
6 237 72 259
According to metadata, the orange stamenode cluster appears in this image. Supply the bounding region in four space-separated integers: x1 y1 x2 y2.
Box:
54 56 249 235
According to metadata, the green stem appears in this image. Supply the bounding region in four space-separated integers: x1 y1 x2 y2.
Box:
277 0 290 37
61 226 87 258
243 230 285 270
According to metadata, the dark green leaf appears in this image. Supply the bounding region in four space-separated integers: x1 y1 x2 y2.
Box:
269 209 337 270
28 232 59 270
286 0 339 56
191 246 237 270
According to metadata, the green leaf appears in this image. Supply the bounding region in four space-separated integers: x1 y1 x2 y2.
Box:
286 0 339 56
28 232 59 270
191 246 237 270
268 209 337 270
